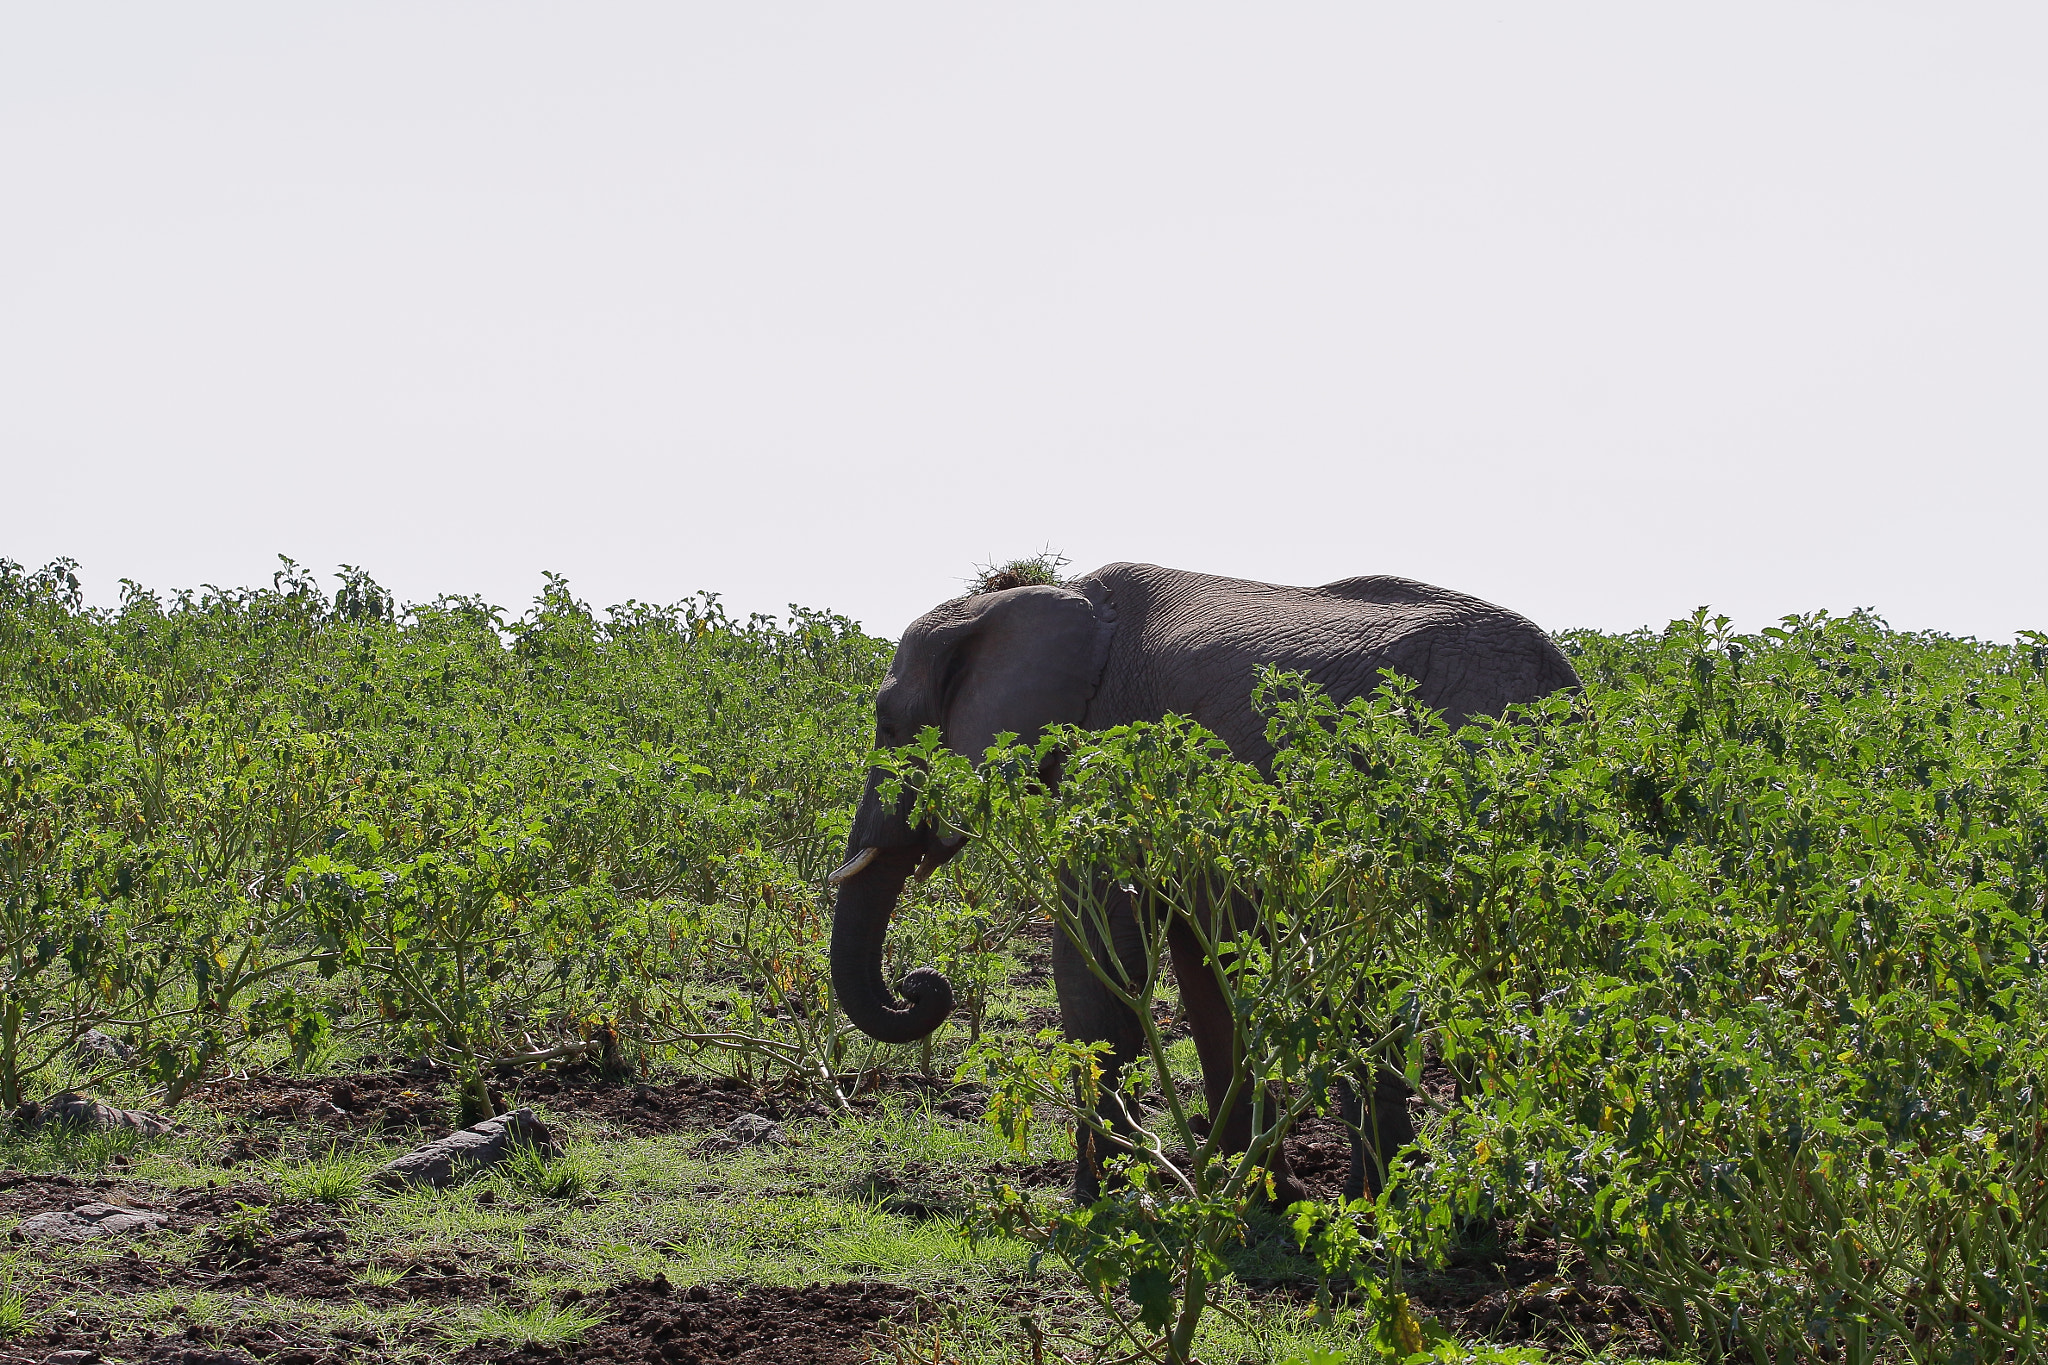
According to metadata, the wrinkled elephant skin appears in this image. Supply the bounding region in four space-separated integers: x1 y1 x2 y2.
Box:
829 562 1580 1202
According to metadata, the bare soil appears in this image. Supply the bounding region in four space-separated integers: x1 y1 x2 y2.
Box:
5 1169 921 1365
0 1277 920 1365
5 1050 1665 1362
195 1061 992 1146
464 1277 919 1365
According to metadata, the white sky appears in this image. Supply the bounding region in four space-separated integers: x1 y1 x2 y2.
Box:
3 6 2043 640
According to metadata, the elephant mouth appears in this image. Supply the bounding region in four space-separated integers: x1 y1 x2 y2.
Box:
830 832 964 887
912 833 965 881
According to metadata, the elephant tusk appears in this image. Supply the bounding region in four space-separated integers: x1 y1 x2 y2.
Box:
827 847 880 886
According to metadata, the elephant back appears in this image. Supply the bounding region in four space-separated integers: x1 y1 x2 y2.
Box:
1074 562 1579 769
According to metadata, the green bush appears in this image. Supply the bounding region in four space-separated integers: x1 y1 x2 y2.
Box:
914 609 2048 1365
9 551 2044 1363
0 556 892 1105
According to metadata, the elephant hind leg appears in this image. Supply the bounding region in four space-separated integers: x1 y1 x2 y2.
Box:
1339 1065 1418 1203
1165 918 1309 1207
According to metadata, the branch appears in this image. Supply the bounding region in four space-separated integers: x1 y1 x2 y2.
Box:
490 1038 598 1067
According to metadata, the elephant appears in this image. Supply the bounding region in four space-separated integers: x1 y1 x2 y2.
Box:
827 561 1580 1204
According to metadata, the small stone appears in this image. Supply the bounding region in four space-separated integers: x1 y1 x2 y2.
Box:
16 1204 168 1242
75 1030 134 1062
45 1350 100 1365
725 1113 790 1147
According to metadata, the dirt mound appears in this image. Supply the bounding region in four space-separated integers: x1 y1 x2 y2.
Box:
1331 1228 1669 1359
460 1276 919 1365
196 1064 819 1141
3 1172 281 1234
1277 1110 1353 1202
199 1070 456 1146
6 1319 342 1365
198 1063 995 1141
1449 1270 1665 1357
503 1070 790 1137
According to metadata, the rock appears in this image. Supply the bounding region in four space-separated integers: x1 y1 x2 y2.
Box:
74 1029 134 1062
45 1351 101 1365
16 1202 168 1242
696 1112 793 1153
371 1107 556 1190
728 1113 790 1146
14 1092 173 1137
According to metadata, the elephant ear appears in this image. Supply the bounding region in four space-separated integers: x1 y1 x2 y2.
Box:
942 585 1116 762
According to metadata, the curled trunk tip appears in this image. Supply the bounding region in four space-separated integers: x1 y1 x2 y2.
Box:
829 845 954 1044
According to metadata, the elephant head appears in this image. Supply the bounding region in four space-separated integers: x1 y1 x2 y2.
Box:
828 583 1116 1044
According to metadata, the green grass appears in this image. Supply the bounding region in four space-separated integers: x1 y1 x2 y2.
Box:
0 1045 1629 1365
0 1276 28 1340
0 979 1633 1365
0 1118 163 1175
444 1299 609 1349
500 1140 592 1199
270 1148 384 1205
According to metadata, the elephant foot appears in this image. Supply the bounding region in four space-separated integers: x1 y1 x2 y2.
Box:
1263 1169 1311 1209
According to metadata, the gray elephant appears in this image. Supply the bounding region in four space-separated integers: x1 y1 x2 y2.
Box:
828 561 1579 1203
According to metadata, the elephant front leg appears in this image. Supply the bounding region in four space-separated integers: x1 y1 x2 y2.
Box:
1339 1065 1418 1203
1052 906 1150 1204
1165 920 1309 1207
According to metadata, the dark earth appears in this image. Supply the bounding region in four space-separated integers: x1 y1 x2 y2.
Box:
4 1056 1665 1362
1 1278 919 1365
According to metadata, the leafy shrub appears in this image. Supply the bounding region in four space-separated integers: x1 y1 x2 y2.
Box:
916 609 2048 1365
204 1201 275 1269
1356 613 2048 1364
0 557 893 1103
909 709 1428 1364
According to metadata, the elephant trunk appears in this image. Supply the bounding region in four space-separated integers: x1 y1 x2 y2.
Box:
829 843 954 1044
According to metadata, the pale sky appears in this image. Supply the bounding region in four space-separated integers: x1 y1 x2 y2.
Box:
4 6 2043 640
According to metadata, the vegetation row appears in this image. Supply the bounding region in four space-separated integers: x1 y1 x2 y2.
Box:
3 555 2043 1364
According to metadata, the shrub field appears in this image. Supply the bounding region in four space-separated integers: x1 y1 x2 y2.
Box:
1 555 2043 1365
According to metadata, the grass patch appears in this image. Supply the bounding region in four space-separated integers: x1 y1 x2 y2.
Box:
967 550 1069 595
502 1141 592 1199
0 964 1570 1365
0 1120 163 1175
0 1272 29 1340
446 1299 608 1349
270 1148 384 1206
